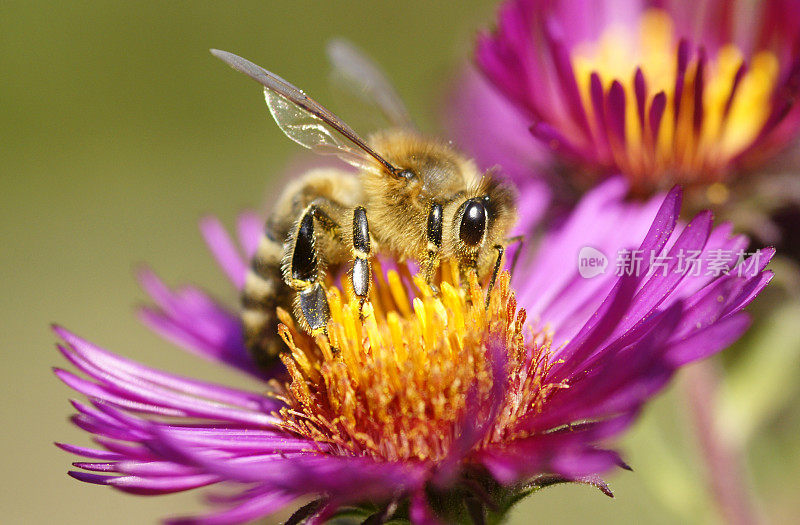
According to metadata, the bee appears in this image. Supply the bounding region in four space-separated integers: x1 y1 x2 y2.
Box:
211 42 519 367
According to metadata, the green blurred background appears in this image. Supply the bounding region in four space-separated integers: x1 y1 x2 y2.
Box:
2 2 798 523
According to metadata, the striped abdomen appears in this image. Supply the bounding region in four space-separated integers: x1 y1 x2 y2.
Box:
241 231 291 368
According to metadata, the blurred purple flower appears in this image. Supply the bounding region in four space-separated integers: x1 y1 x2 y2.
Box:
55 180 772 523
474 0 800 196
447 68 550 190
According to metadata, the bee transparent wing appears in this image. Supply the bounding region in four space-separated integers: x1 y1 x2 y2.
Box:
326 38 415 129
263 88 371 170
211 49 398 174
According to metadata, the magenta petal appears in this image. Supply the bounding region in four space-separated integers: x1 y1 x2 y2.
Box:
68 470 115 485
199 216 247 290
693 50 706 132
56 326 272 411
673 39 690 127
543 26 592 140
649 91 667 144
236 211 263 259
410 490 444 525
137 307 261 379
634 68 647 132
55 442 124 460
115 460 201 478
146 426 426 503
134 268 264 378
56 348 279 428
166 491 296 525
92 437 152 460
56 368 186 419
606 81 627 148
73 462 118 473
108 473 221 495
70 414 143 442
665 313 751 366
723 271 774 316
549 186 682 378
590 72 611 157
605 210 714 340
479 436 619 484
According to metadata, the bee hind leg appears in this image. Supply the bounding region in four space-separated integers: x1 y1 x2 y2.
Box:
296 282 330 334
284 201 344 335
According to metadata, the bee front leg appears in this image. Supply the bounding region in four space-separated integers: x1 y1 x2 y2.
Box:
423 202 443 289
284 203 341 335
350 206 372 316
484 236 524 306
485 245 504 307
505 235 525 278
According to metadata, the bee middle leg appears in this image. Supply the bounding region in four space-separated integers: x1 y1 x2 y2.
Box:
350 206 372 315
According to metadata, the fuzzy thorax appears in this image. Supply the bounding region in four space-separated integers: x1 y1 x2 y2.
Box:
273 259 566 463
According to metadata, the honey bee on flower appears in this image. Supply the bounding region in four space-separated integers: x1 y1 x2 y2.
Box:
51 8 777 524
56 178 772 523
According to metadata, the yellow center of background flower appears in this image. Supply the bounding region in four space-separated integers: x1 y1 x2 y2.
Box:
273 261 565 462
571 8 778 193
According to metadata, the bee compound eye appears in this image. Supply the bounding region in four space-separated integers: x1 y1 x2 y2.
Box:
459 198 487 247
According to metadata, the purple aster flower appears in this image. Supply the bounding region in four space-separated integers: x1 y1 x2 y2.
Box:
55 179 772 523
474 0 800 198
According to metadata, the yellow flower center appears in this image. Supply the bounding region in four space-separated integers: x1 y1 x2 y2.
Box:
273 260 566 462
571 8 779 193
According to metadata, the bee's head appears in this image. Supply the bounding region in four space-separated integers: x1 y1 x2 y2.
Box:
451 173 518 270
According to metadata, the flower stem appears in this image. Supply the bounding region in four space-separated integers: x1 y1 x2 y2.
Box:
684 361 762 525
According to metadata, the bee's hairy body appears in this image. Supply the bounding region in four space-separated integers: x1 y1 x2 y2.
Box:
362 131 516 268
241 169 360 366
211 48 518 366
242 130 517 363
